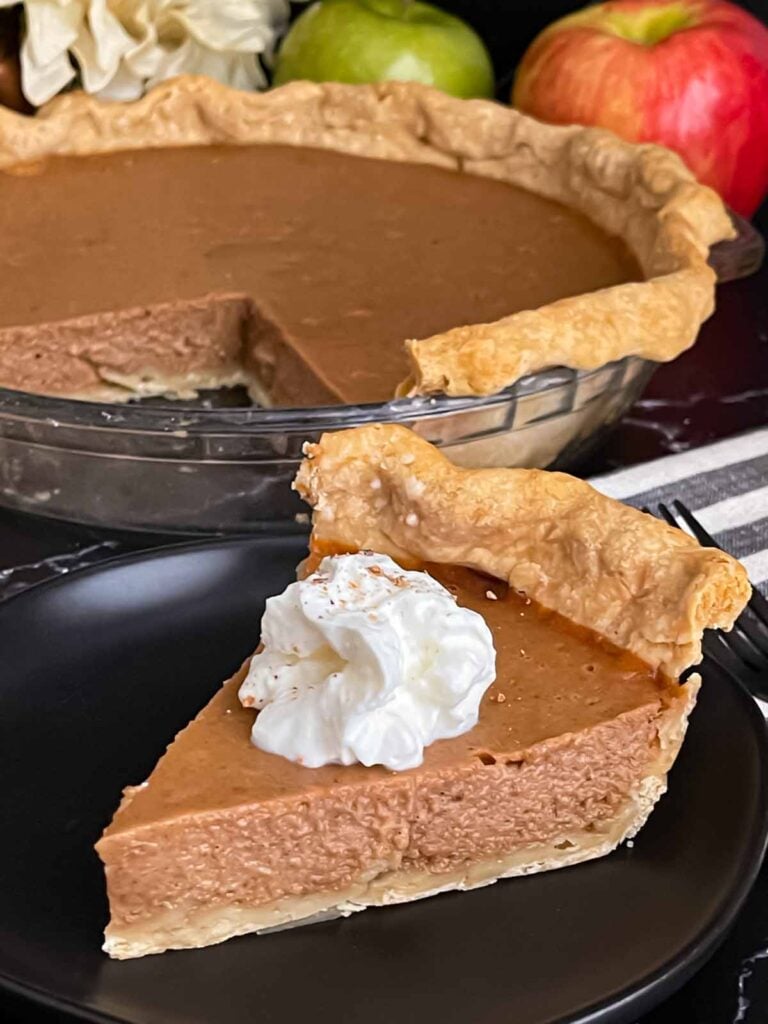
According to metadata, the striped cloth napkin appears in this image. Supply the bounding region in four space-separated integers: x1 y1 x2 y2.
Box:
590 427 768 595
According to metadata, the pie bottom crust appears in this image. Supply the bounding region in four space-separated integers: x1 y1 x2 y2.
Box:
103 676 697 960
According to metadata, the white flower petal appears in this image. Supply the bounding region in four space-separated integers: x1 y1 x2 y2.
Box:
87 0 135 63
94 60 145 101
72 3 134 93
152 38 265 91
25 0 83 65
19 43 75 105
168 0 289 52
123 37 165 79
14 0 285 102
108 0 152 40
119 9 164 78
71 33 111 92
143 34 193 81
214 50 266 91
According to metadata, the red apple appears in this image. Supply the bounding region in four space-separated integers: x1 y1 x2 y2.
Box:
513 0 768 217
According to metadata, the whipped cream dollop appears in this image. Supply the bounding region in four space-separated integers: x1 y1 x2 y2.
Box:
238 552 496 771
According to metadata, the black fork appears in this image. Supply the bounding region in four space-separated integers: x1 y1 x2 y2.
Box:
643 499 768 701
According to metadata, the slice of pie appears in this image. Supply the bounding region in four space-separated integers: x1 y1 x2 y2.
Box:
96 424 749 959
0 76 732 406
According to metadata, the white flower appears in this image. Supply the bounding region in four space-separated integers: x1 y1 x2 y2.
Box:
0 0 292 106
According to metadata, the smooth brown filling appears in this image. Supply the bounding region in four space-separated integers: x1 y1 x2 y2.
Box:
0 144 640 406
98 565 679 933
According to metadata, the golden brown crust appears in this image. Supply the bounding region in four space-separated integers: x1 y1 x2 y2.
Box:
402 269 715 397
0 75 733 399
294 425 750 677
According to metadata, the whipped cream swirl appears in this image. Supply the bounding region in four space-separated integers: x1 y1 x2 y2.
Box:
239 552 496 771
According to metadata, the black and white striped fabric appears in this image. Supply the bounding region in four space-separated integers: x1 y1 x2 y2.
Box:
591 428 768 595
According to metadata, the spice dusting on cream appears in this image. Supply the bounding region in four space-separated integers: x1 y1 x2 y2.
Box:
238 552 497 771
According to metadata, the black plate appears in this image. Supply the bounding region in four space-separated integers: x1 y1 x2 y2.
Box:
1 537 766 1024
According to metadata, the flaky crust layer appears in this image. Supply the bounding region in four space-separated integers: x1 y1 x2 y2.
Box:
0 75 733 398
295 425 749 677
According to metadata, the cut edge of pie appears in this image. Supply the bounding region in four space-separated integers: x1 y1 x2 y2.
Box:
97 424 749 959
101 686 689 958
0 75 734 402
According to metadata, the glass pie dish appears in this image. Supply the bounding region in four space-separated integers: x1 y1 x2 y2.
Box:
0 215 761 534
0 357 654 533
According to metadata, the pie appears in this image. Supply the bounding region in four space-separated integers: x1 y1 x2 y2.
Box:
0 75 732 406
96 424 749 959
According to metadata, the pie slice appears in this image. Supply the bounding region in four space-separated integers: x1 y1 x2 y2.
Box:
0 76 732 405
96 424 749 959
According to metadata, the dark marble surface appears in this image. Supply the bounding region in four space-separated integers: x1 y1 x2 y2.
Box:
0 2 766 1020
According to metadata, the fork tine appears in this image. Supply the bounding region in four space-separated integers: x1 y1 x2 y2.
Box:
748 590 768 630
702 634 768 702
744 586 768 630
672 500 716 547
721 623 768 672
733 612 768 659
656 502 678 529
703 633 747 683
673 500 768 629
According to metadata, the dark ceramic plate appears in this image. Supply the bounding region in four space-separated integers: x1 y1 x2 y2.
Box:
1 537 766 1024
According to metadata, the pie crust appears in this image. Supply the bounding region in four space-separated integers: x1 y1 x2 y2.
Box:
0 75 734 400
296 424 749 678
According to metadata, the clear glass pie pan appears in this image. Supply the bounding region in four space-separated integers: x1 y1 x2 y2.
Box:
0 356 655 533
0 214 760 534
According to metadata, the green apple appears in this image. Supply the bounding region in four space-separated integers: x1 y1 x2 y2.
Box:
272 0 494 99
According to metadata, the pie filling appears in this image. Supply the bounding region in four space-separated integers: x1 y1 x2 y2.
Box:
97 562 682 955
0 144 640 406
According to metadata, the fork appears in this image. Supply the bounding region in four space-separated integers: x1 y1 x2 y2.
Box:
643 499 768 701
